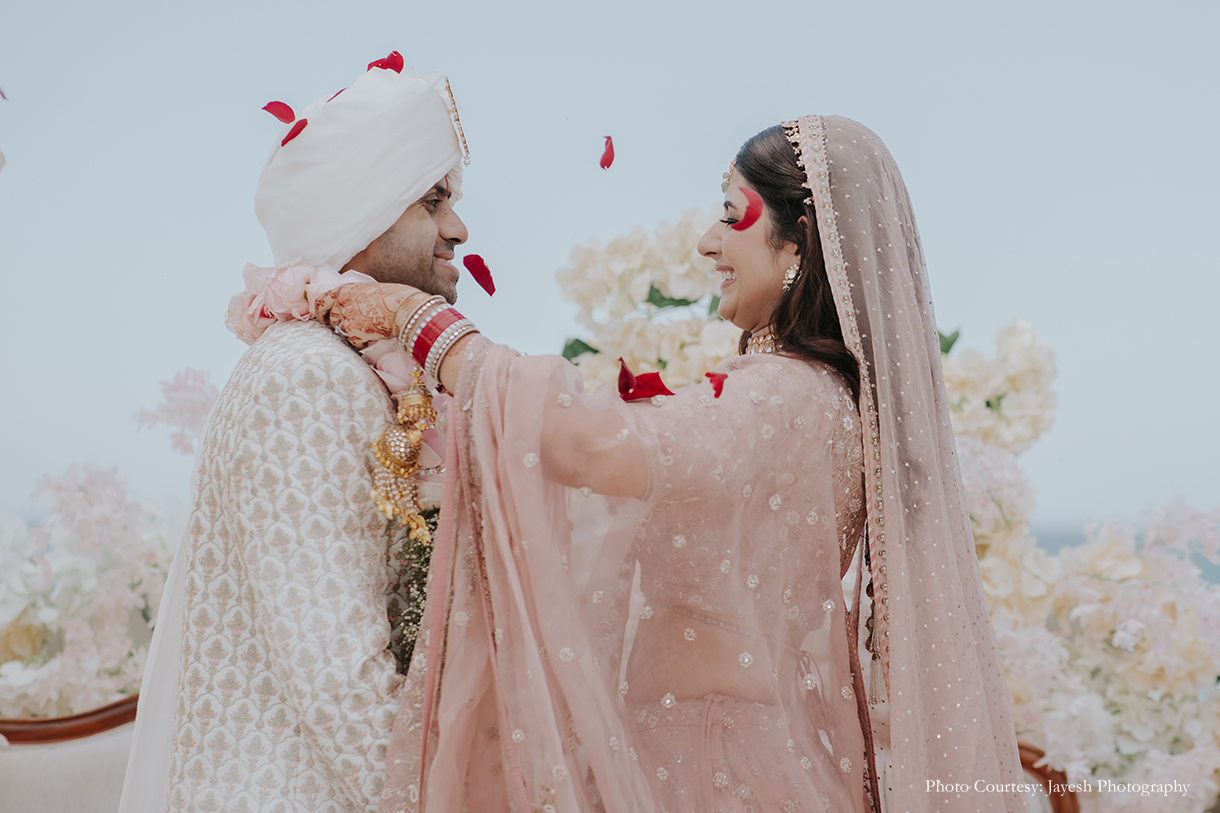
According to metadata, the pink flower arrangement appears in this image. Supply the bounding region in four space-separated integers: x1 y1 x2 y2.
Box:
1 466 180 718
133 368 220 455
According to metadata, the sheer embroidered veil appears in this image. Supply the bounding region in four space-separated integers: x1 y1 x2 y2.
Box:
789 114 1024 810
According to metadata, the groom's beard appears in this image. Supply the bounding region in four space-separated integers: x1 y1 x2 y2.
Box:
366 237 460 305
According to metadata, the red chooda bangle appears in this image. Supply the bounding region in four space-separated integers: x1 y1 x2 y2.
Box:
410 307 466 369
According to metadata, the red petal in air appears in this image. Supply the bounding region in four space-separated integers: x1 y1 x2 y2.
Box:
705 371 727 398
599 136 614 170
462 254 496 296
368 51 405 73
0 87 7 101
281 119 308 146
731 186 763 231
262 101 295 123
617 358 675 402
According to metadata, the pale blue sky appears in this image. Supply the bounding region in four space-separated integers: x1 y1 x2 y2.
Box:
1 0 1217 532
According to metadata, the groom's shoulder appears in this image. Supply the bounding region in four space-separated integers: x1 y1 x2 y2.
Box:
243 320 373 377
220 320 390 414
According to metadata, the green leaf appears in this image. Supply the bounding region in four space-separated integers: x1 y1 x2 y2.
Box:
646 284 696 309
562 338 599 361
709 295 721 316
938 329 960 355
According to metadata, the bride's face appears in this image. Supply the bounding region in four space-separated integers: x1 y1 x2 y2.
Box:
697 174 798 334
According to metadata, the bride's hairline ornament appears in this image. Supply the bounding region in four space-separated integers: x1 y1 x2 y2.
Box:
721 158 736 193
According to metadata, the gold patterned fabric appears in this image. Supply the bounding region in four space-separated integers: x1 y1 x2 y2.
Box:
165 321 407 812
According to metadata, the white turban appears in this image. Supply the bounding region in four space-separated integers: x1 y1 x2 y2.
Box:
254 61 465 271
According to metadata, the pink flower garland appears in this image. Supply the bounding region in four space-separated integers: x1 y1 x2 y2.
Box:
224 259 370 345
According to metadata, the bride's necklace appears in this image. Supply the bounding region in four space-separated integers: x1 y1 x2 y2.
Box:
744 330 778 355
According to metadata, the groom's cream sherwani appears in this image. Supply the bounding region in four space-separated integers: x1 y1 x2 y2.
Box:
123 321 404 813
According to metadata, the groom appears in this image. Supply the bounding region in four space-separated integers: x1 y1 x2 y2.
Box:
120 54 468 813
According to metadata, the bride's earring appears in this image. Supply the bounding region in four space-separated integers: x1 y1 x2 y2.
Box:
782 261 800 291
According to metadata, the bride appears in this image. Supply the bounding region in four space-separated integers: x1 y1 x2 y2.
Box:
321 115 1025 813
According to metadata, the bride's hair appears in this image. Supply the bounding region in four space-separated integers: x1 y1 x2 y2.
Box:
734 125 860 403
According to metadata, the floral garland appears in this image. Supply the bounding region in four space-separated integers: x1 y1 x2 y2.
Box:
386 509 438 674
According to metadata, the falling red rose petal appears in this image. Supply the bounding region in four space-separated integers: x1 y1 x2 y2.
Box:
731 187 763 232
281 119 308 146
617 357 636 396
599 136 614 170
462 254 496 296
617 358 675 402
368 51 405 73
262 101 295 123
0 87 7 101
705 371 727 398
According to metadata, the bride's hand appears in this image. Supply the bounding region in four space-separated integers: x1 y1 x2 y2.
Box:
313 282 427 350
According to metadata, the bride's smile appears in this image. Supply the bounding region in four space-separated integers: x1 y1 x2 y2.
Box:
698 176 799 335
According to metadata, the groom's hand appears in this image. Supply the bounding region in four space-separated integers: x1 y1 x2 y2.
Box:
314 282 421 350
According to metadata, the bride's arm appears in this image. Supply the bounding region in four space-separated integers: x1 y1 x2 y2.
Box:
312 283 472 391
319 282 648 498
538 391 648 498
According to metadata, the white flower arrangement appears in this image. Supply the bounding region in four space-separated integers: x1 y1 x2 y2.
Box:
947 323 1220 812
955 435 1036 547
0 465 181 718
556 209 742 389
993 512 1220 812
941 320 1058 455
